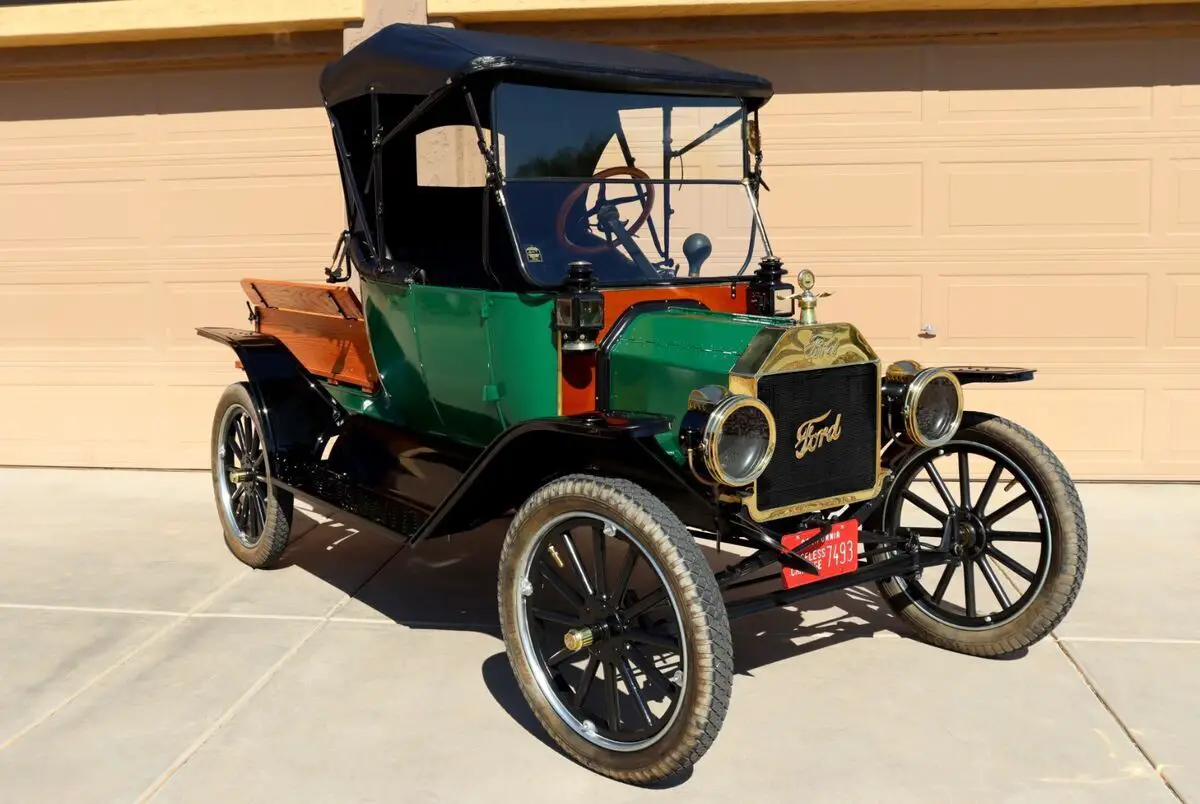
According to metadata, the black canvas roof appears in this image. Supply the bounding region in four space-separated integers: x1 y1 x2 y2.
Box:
319 23 773 108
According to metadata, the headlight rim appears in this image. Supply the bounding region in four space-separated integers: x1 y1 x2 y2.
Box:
902 367 964 448
701 393 777 487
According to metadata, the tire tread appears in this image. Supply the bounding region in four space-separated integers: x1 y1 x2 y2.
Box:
497 473 732 785
878 414 1087 658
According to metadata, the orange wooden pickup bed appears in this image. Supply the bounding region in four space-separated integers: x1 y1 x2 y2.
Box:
240 278 379 392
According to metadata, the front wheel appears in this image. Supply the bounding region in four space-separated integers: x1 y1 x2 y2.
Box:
872 413 1087 657
497 474 733 784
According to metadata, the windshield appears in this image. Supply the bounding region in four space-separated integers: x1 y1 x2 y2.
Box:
492 83 767 286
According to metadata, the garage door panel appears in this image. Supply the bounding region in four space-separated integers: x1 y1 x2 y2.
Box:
0 385 157 468
0 60 340 469
1162 388 1200 465
931 82 1153 125
157 173 340 247
939 158 1152 237
1165 275 1200 345
0 120 144 165
937 272 1146 348
965 380 1147 472
0 176 148 247
157 112 332 161
1169 159 1200 233
761 162 923 238
159 384 242 469
1178 84 1200 123
0 281 156 350
708 34 1200 478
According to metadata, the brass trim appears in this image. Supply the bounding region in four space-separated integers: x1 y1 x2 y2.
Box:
701 394 777 487
563 627 595 652
884 359 924 382
731 321 879 381
730 321 886 523
728 326 788 377
902 367 965 448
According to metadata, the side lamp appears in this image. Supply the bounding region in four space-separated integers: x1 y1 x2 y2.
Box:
555 260 605 352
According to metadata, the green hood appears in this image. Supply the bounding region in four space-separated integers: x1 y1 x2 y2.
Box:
606 307 780 463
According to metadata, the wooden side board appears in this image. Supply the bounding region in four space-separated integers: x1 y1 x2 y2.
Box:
241 278 364 319
240 278 379 392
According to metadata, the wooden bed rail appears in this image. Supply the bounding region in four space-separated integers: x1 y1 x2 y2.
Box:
240 279 379 392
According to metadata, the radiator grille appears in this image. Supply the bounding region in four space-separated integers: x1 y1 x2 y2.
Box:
755 362 879 512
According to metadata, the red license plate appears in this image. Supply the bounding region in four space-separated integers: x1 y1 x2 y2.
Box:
780 520 860 590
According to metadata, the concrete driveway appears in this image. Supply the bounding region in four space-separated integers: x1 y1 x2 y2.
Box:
0 468 1196 803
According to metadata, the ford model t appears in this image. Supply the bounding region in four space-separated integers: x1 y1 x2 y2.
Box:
198 23 1087 784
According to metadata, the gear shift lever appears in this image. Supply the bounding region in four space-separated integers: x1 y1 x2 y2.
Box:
682 233 713 277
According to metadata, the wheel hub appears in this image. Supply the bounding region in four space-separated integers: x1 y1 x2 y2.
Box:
566 595 629 652
564 626 596 652
953 511 988 558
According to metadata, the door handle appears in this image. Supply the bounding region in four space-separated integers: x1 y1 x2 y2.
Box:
919 324 937 339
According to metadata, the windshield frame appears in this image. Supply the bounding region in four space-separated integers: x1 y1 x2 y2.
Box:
485 81 773 290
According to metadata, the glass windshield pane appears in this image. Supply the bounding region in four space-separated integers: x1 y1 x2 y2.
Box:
493 83 767 286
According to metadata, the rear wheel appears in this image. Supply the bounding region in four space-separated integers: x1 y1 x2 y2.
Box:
497 474 732 784
872 413 1087 657
210 382 293 569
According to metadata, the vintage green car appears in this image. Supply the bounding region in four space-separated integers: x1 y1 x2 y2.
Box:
198 23 1088 784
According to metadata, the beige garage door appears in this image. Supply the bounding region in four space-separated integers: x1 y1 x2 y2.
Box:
0 60 344 469
697 35 1200 480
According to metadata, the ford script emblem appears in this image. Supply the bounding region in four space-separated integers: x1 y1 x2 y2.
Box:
794 409 843 461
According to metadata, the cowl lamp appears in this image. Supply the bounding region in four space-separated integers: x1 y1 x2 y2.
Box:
555 261 605 352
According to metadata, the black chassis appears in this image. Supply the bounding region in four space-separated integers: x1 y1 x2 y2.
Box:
199 325 1038 622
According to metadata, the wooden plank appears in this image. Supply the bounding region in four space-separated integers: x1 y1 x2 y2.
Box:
256 306 379 391
240 278 363 320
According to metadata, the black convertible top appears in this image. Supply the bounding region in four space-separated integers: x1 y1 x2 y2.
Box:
319 23 773 108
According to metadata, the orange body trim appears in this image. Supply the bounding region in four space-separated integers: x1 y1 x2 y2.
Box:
559 282 749 415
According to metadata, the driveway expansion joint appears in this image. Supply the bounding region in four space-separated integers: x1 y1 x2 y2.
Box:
0 570 251 757
134 540 411 802
1054 634 1187 804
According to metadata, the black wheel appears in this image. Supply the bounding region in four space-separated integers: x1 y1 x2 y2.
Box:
210 382 293 569
872 413 1087 657
497 474 732 784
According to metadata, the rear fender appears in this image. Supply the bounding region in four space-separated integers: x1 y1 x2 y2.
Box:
197 327 345 463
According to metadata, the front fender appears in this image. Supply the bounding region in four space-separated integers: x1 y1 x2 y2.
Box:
197 327 345 463
946 366 1036 385
415 412 714 543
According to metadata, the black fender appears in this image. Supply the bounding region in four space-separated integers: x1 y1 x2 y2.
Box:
194 335 712 544
946 366 1036 385
196 327 345 464
414 411 715 543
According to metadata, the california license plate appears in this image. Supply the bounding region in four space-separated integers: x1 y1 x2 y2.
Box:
780 520 860 590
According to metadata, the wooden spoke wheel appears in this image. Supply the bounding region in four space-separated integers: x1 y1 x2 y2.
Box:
498 475 732 784
210 383 293 569
872 414 1087 657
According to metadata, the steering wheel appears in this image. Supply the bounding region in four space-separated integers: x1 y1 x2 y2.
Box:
555 166 656 255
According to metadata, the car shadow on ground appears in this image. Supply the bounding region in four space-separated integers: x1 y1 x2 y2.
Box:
280 505 920 781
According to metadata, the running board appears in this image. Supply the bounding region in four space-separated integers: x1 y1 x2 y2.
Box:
273 459 430 542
